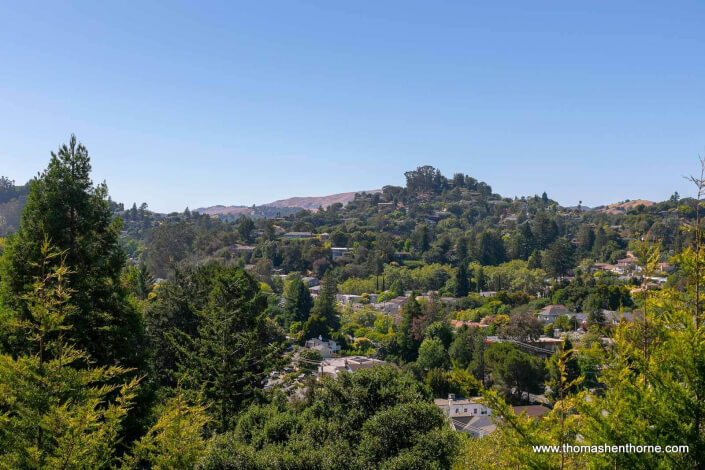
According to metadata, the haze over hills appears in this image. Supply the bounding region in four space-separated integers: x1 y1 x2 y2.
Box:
196 189 382 216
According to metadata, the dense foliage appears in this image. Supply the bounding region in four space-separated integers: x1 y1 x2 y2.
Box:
0 136 703 469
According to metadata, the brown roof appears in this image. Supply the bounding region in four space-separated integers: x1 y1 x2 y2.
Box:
512 405 550 418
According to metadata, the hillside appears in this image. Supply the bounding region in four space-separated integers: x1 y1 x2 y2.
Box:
262 189 381 210
196 189 382 216
195 205 253 217
596 199 655 215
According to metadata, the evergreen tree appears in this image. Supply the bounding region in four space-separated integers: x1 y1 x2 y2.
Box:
171 265 286 431
119 391 210 469
283 275 313 325
304 272 340 337
0 241 138 468
0 135 144 368
542 238 574 279
527 249 543 270
545 338 581 403
394 294 422 362
453 262 470 297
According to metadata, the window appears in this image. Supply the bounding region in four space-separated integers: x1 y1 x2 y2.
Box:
474 409 478 414
481 410 487 415
455 408 459 413
464 408 467 413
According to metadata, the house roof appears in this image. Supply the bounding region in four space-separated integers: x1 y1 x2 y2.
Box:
512 405 551 418
539 305 571 316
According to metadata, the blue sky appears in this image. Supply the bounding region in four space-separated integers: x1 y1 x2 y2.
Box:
1 1 703 212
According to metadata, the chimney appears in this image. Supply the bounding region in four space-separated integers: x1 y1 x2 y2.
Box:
448 393 455 402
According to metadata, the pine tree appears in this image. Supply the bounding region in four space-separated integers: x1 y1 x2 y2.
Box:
305 272 340 336
0 239 138 468
395 294 422 362
284 275 313 325
120 390 210 469
171 265 286 431
454 262 470 297
0 135 144 368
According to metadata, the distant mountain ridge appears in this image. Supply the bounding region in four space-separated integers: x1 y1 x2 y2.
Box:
196 189 382 216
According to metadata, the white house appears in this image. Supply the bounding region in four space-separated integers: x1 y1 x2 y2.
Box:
331 247 352 260
435 394 549 438
304 336 340 358
435 394 492 420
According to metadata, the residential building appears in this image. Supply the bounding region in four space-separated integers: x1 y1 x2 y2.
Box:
304 336 340 358
283 231 314 239
318 356 386 377
331 247 352 260
301 276 319 287
435 394 549 438
537 304 572 323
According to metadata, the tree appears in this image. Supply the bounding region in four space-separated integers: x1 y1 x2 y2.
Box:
423 321 453 348
393 294 422 362
500 312 544 342
146 221 197 278
412 224 430 252
484 343 545 403
448 327 475 369
120 391 210 469
474 230 506 266
454 262 470 297
545 338 581 403
283 275 313 326
162 265 286 431
0 241 138 468
304 272 340 338
510 222 535 260
527 249 542 270
542 238 574 279
198 366 460 469
237 215 255 244
417 337 450 370
0 135 144 368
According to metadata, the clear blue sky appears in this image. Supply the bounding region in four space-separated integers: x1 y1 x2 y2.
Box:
1 1 703 212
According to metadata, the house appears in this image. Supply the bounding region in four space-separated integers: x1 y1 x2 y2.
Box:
534 337 564 352
536 305 572 324
331 247 352 260
379 296 409 315
450 319 489 329
435 394 492 419
309 285 322 298
283 231 313 239
435 394 549 438
304 336 340 358
337 294 364 305
318 356 386 377
229 244 256 255
394 252 412 261
301 276 319 287
435 395 494 437
479 291 497 298
451 416 497 438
